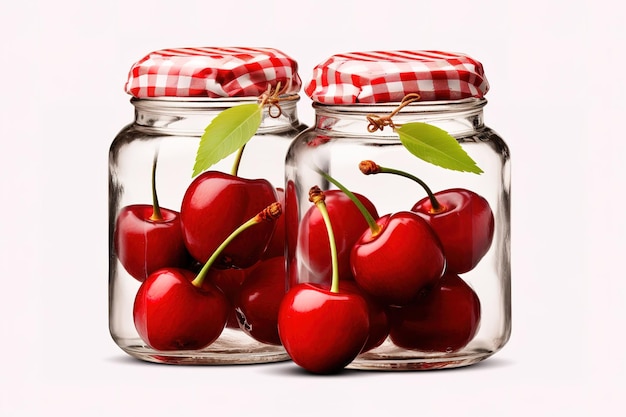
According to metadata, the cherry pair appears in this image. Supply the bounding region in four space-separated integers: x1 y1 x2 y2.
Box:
359 160 495 275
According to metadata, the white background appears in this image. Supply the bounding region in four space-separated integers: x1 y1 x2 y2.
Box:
1 0 624 415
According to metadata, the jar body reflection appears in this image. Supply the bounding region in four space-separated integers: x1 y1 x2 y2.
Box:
109 98 305 364
285 98 511 370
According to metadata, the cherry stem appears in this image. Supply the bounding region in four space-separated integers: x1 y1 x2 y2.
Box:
231 144 245 176
359 160 442 212
309 186 340 293
191 202 282 288
315 168 382 237
149 151 163 221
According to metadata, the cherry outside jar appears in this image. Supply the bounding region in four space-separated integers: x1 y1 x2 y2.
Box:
284 50 511 370
109 47 306 364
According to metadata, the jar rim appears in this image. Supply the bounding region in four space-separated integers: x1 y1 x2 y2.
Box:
312 97 486 114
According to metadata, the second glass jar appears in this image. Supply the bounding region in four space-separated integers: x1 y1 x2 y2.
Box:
284 50 511 371
285 99 511 370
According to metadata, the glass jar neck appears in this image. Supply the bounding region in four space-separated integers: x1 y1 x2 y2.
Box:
131 96 300 135
313 98 486 137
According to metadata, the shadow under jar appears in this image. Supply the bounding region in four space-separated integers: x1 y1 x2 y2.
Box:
284 50 511 370
109 47 306 365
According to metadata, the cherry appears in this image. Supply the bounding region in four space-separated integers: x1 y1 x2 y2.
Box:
114 206 190 281
297 189 379 285
412 189 494 273
278 187 369 374
205 267 248 328
133 202 282 351
133 268 229 351
206 266 248 303
360 160 494 274
340 281 390 353
234 256 286 345
114 153 190 281
350 211 446 306
278 283 369 373
388 273 481 353
180 171 278 269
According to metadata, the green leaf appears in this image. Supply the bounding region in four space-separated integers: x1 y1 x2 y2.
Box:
192 103 262 177
396 122 483 174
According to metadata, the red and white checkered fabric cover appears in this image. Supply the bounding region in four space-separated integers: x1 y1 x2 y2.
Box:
125 47 301 98
304 50 489 104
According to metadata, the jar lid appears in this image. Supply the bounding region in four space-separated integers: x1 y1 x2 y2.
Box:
125 47 302 98
304 50 489 104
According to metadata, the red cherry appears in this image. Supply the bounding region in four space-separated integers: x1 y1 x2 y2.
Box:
388 273 481 352
297 189 379 284
206 267 248 301
205 267 248 329
114 154 190 281
350 211 446 306
340 281 390 353
278 282 369 374
133 268 229 351
412 188 494 273
180 171 278 269
114 205 190 281
279 187 370 373
234 256 286 345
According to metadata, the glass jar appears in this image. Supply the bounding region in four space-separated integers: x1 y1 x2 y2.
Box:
284 51 511 370
109 47 306 364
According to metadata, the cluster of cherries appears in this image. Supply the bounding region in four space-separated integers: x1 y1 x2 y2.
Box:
279 160 494 373
113 152 494 374
114 156 290 351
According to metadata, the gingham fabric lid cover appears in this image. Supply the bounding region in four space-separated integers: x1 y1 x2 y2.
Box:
125 47 302 98
305 50 489 104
